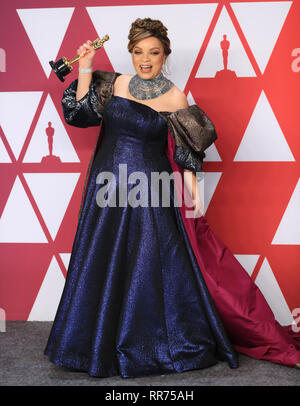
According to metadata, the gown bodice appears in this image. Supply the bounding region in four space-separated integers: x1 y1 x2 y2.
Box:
102 95 168 160
91 95 178 209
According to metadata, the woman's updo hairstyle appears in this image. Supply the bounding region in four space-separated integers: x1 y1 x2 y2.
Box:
127 17 171 57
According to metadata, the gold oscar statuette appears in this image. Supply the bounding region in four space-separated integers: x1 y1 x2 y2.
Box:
49 35 110 82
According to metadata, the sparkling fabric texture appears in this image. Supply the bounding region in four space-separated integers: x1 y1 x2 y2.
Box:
61 71 217 225
45 71 300 377
44 94 239 378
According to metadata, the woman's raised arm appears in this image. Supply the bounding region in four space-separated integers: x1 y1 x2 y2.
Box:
76 40 95 101
60 40 103 128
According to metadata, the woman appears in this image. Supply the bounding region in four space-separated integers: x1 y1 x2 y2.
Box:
44 18 300 378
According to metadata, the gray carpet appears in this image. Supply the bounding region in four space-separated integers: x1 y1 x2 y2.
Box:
0 321 299 386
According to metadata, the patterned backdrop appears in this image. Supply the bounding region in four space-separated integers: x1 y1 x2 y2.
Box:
0 0 299 325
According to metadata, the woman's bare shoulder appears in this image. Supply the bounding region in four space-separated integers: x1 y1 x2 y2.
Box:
168 85 189 111
114 74 133 93
115 74 132 84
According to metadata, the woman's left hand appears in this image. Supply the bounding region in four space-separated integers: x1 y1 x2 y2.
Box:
183 169 204 218
193 198 204 218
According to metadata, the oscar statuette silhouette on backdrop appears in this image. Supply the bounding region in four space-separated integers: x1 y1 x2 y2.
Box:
41 121 61 164
215 34 237 79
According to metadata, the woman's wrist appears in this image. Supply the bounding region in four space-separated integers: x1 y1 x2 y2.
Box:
78 60 93 71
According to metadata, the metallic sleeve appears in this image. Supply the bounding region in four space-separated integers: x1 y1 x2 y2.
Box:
61 76 103 128
162 105 218 173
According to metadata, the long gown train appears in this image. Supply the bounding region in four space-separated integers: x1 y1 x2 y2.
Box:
165 114 300 368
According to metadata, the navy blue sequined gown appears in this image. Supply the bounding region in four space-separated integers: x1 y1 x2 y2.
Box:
44 95 238 378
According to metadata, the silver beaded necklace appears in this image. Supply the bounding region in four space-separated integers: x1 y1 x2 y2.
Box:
129 72 174 100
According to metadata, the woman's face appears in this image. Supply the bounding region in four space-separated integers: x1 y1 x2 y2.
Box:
132 36 166 80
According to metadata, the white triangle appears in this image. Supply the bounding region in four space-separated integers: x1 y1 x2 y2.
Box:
0 176 47 243
0 136 11 163
234 91 295 161
0 92 42 160
17 8 74 78
234 254 260 277
200 172 222 214
23 172 80 240
87 3 218 90
59 253 71 272
272 178 300 245
187 92 221 162
231 1 292 74
204 143 222 162
255 257 294 326
196 6 256 78
187 91 196 107
28 256 65 321
23 94 80 163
